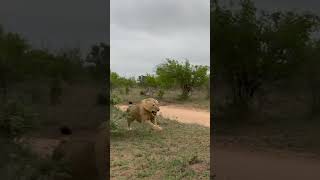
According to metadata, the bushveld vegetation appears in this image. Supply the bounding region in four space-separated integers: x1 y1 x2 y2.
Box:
111 59 210 109
212 0 320 154
0 25 108 179
110 56 210 179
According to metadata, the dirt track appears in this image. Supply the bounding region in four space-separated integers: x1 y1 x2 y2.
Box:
214 147 320 180
117 104 210 127
118 103 320 179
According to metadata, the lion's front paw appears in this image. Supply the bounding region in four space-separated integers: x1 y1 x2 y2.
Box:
152 125 163 131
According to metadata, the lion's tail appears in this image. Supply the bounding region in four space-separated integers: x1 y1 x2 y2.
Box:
128 101 133 105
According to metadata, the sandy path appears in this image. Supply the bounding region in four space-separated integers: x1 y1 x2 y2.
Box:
214 147 320 180
116 104 210 127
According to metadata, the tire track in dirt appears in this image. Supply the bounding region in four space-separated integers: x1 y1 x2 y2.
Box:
116 104 210 127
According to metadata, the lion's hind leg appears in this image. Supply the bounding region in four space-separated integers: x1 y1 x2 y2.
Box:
126 106 135 130
127 117 134 130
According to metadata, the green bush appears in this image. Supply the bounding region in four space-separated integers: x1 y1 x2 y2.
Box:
157 89 165 99
110 106 126 132
110 94 121 105
125 86 129 95
0 100 38 138
156 59 209 99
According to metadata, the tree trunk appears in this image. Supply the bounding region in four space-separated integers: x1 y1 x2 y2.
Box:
309 81 320 119
231 72 260 107
181 84 192 99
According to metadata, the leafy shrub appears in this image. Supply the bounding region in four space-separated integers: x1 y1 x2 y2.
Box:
110 106 126 132
110 117 119 132
110 71 136 91
125 87 129 95
0 100 38 138
156 59 209 99
110 94 121 105
157 89 165 99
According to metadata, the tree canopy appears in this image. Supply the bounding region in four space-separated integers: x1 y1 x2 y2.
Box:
156 58 209 99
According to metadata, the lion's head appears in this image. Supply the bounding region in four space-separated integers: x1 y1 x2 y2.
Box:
141 98 160 116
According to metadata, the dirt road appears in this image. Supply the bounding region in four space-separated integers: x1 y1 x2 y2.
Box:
214 146 320 180
117 104 210 127
118 103 320 179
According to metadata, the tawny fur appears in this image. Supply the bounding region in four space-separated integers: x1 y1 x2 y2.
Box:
52 123 108 180
126 98 162 131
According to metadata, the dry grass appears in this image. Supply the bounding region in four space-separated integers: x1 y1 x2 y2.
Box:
110 107 210 179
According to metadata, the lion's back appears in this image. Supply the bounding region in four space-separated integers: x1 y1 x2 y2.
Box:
127 104 141 120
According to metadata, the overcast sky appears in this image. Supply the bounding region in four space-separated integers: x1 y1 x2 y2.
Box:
0 0 109 54
110 0 210 77
111 0 320 78
1 0 320 74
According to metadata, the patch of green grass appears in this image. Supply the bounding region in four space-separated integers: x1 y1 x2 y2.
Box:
110 107 210 179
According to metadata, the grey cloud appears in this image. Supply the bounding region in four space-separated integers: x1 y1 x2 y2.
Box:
111 0 210 77
111 0 209 36
0 0 109 53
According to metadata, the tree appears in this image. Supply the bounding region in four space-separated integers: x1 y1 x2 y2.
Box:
57 48 84 82
212 0 320 107
137 74 159 96
301 40 320 119
156 59 209 99
86 43 109 81
138 74 157 88
0 30 29 102
110 72 120 90
110 71 136 92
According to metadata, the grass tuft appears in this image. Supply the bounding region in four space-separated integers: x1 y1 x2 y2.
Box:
110 107 210 179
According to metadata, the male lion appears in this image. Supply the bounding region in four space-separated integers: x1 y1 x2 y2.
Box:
52 123 108 180
126 98 162 131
